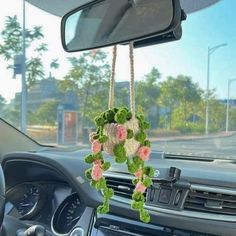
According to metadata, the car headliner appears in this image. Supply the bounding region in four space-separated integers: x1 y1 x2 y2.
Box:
26 0 220 17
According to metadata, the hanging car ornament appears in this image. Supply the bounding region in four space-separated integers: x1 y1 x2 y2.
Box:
84 44 154 223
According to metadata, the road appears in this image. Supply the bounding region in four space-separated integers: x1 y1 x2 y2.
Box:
151 133 236 159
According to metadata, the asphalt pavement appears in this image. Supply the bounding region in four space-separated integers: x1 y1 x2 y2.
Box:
151 133 236 159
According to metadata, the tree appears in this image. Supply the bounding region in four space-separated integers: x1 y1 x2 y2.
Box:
50 59 59 70
0 15 47 88
35 100 59 125
59 50 110 129
0 95 6 112
136 67 161 128
158 75 203 132
49 58 60 78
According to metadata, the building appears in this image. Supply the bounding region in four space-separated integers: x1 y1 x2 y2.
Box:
14 76 78 112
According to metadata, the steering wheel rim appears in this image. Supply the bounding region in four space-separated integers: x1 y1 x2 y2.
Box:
0 166 5 229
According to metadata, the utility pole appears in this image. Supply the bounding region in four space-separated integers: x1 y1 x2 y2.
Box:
21 0 27 133
226 78 236 132
205 47 210 135
205 43 227 135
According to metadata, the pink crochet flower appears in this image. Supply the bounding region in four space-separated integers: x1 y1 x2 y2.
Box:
91 140 102 154
116 125 127 141
135 182 146 194
134 169 143 179
137 146 151 161
91 164 103 181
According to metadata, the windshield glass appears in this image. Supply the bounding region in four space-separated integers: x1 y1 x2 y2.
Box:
0 0 235 159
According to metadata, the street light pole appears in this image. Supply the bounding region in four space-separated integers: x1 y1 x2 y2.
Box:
205 43 227 135
226 78 236 132
205 47 210 135
21 0 27 133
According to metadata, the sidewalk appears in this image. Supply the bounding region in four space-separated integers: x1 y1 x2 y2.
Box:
149 131 236 142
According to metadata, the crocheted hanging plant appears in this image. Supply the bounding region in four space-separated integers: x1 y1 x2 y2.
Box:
84 45 154 223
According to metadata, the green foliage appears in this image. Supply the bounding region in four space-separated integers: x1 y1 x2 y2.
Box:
131 200 144 210
0 95 6 113
104 109 115 122
133 156 144 166
97 204 109 214
85 169 92 180
59 51 110 130
113 143 126 158
135 131 147 143
115 155 127 163
144 140 151 148
102 162 111 171
132 192 145 202
98 135 108 143
143 177 153 187
127 163 138 174
136 67 161 128
96 178 107 190
114 110 127 124
127 129 134 139
35 100 59 125
104 188 114 198
143 166 155 178
50 58 59 70
94 116 105 127
85 154 94 164
140 209 151 223
0 16 47 88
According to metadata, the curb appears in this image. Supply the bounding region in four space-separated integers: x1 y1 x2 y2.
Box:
149 131 236 142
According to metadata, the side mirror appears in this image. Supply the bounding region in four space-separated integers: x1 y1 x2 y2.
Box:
61 0 184 52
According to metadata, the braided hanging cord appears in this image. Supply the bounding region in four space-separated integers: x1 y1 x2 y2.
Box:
108 45 117 109
108 43 136 116
129 42 135 117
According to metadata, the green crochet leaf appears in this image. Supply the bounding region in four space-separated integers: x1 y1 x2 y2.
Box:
127 129 134 139
135 131 147 143
94 116 105 126
98 135 108 143
143 166 155 178
113 144 126 157
85 154 94 164
85 168 92 180
102 162 111 171
131 200 144 210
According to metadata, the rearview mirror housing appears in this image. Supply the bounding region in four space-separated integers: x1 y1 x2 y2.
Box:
61 0 184 52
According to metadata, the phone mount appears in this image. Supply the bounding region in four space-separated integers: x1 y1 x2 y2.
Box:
146 167 190 210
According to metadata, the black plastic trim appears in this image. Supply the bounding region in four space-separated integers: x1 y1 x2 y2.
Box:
61 0 182 52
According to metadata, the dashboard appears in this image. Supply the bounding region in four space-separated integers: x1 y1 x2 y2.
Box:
2 149 236 236
2 155 90 235
5 181 84 234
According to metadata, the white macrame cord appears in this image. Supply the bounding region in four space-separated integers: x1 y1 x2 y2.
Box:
108 43 136 116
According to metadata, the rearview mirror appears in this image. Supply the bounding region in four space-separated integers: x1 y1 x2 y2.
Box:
61 0 183 52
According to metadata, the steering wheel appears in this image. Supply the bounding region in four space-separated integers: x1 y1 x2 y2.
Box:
0 166 5 230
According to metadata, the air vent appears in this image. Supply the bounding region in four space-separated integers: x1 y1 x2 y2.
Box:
106 176 135 199
184 189 236 215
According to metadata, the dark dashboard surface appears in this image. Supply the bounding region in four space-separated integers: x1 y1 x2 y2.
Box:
2 149 236 236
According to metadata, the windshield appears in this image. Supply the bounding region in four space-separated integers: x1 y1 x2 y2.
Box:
0 0 235 159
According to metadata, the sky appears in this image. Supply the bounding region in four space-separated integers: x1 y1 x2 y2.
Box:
0 0 236 103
